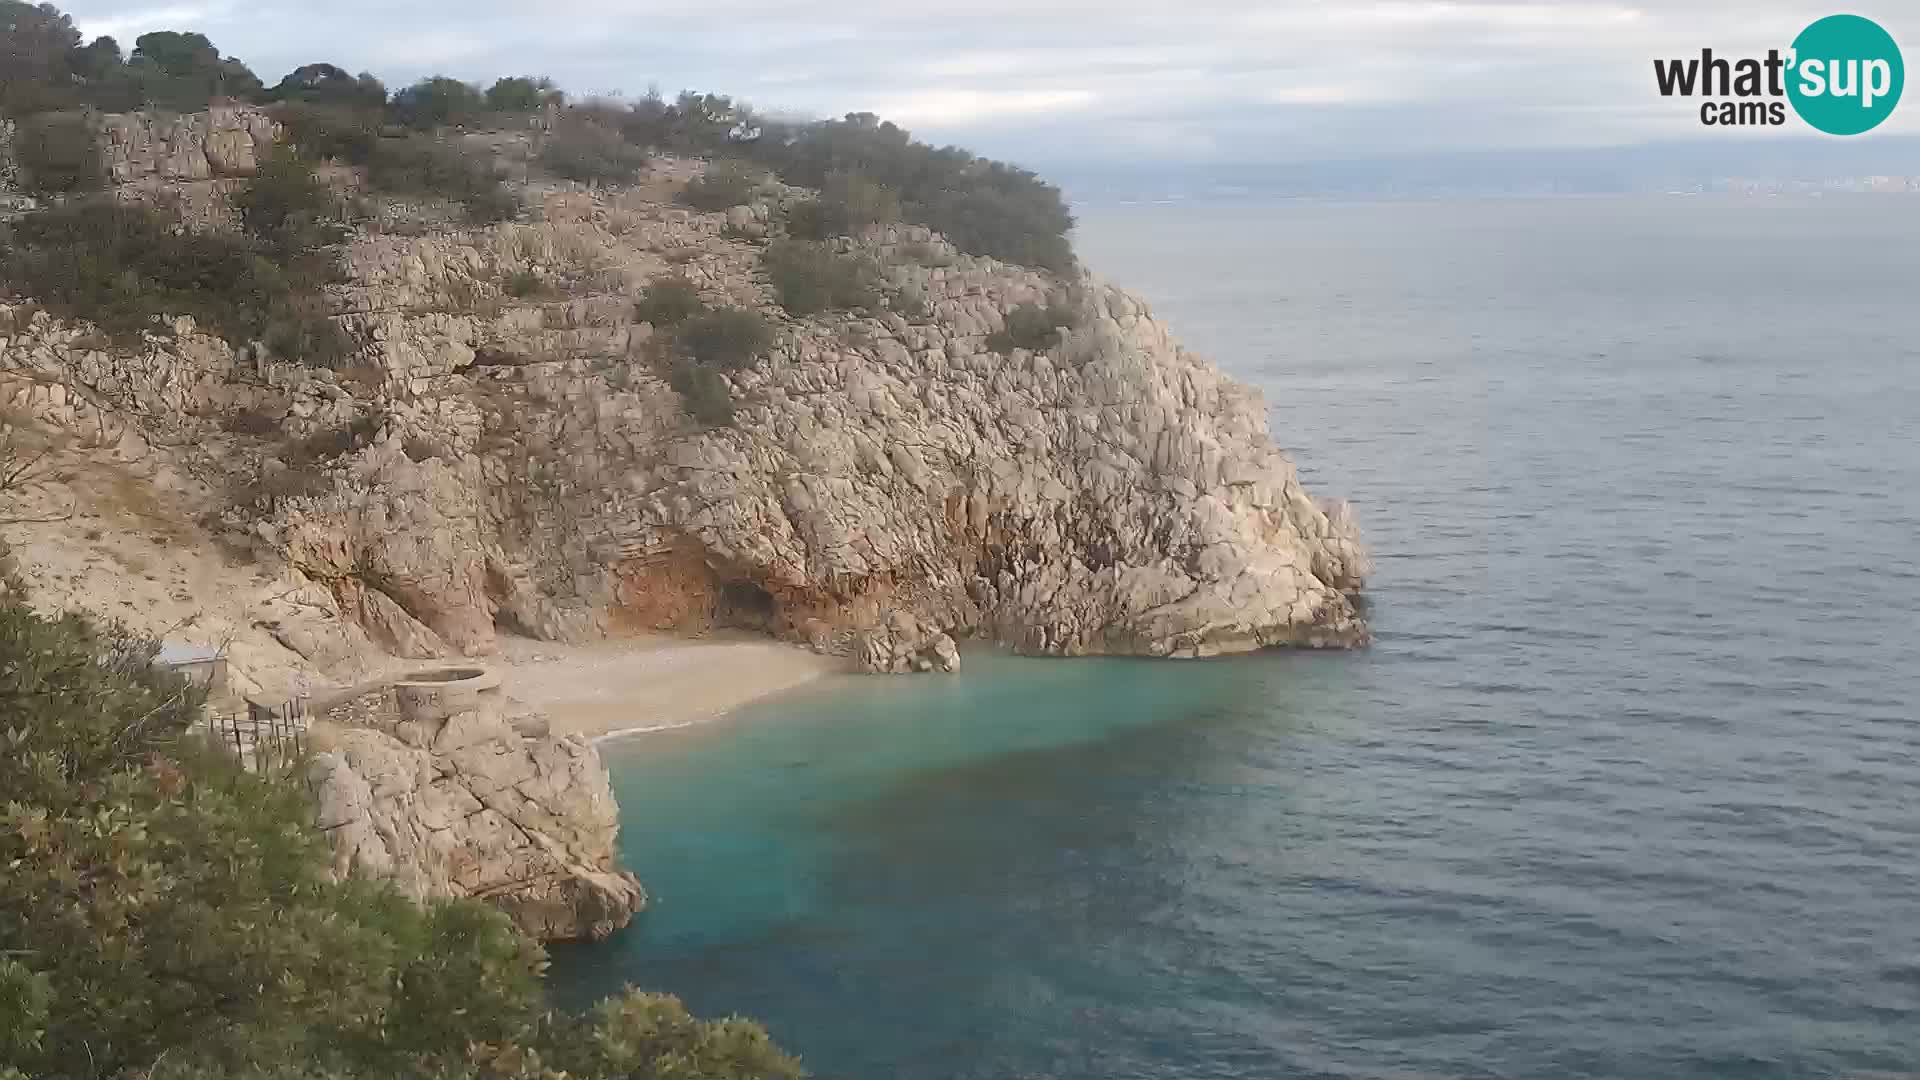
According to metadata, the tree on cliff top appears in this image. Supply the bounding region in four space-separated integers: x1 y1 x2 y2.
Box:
0 0 81 113
0 588 805 1080
750 111 1075 272
269 62 387 109
128 30 264 109
392 75 486 129
486 75 562 113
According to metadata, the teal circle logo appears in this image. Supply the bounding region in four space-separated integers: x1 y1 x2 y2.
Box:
1787 14 1904 135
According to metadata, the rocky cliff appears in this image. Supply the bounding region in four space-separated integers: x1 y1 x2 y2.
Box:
307 671 644 941
2 110 1369 684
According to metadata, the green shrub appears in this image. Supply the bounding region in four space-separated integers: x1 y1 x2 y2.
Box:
128 29 263 110
676 306 773 372
504 269 548 299
763 239 880 316
390 75 484 129
232 147 345 254
678 160 760 211
634 274 705 327
485 75 559 113
539 115 650 185
0 0 84 115
749 112 1075 271
271 101 381 164
462 182 522 224
669 360 736 427
0 592 803 1080
0 201 353 366
267 63 387 109
987 300 1079 353
783 200 829 243
13 111 103 194
895 240 954 267
275 106 515 222
274 102 522 222
365 134 518 223
915 184 1075 274
891 283 930 320
785 171 900 241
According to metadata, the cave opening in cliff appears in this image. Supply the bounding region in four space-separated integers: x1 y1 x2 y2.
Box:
716 578 777 631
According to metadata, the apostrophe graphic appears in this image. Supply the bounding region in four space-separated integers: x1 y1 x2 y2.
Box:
1653 14 1904 134
1787 15 1904 135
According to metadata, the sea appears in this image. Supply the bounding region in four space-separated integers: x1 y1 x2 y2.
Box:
549 196 1920 1079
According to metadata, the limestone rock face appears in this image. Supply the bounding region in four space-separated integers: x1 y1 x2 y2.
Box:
266 206 1372 670
642 269 1373 663
304 674 645 942
101 105 276 184
5 125 1371 687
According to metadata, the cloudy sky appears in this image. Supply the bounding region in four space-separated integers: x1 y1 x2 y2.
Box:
54 1 1920 168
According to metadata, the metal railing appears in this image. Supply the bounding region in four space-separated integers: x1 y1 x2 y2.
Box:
203 696 310 774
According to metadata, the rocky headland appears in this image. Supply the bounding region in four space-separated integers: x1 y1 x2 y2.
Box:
0 104 1369 939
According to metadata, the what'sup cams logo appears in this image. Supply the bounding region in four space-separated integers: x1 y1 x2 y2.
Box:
1654 14 1904 134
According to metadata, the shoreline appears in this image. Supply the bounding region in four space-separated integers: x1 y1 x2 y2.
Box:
494 632 846 741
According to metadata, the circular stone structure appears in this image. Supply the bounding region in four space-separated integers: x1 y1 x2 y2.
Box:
391 666 509 751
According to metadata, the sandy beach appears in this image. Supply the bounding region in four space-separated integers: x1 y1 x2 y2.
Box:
495 632 847 739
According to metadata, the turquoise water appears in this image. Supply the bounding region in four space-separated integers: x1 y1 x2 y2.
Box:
551 198 1920 1079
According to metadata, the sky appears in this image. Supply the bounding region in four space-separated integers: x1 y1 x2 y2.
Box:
52 1 1920 170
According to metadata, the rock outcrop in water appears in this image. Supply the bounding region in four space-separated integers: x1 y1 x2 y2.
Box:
306 671 644 941
2 110 1370 682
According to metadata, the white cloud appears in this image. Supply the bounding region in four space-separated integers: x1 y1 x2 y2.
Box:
73 3 223 42
868 88 1100 127
49 0 1920 165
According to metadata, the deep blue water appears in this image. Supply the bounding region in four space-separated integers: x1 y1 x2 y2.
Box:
551 197 1920 1079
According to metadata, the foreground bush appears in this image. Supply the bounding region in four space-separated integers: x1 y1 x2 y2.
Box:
762 240 880 316
0 591 804 1080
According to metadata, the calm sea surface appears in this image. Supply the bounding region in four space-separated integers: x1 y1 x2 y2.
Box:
551 197 1920 1079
